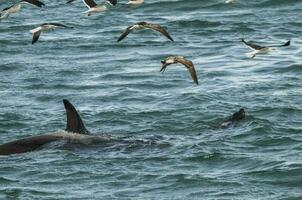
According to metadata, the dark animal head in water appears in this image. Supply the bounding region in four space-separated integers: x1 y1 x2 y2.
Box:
231 108 245 121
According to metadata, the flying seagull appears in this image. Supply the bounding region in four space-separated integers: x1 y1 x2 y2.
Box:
160 56 198 85
126 0 144 5
117 22 174 42
241 38 290 58
30 23 72 44
0 0 45 20
67 0 117 16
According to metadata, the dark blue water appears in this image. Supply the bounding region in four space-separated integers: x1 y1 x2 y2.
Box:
0 0 302 199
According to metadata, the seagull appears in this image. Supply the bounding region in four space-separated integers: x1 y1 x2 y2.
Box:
160 56 198 85
67 0 117 16
241 38 290 58
30 23 72 44
0 0 45 20
126 0 144 5
117 22 174 42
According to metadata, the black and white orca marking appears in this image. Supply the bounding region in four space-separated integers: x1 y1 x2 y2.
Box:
0 0 45 20
241 38 290 58
160 56 199 85
117 21 174 42
67 0 117 16
30 23 72 44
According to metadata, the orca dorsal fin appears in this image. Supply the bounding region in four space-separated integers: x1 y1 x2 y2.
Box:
63 99 90 134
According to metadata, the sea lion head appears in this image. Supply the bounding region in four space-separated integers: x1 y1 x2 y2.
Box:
232 108 245 121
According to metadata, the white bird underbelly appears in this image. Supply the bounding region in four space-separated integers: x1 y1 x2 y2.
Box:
30 25 58 34
127 0 144 5
246 47 276 58
84 5 107 16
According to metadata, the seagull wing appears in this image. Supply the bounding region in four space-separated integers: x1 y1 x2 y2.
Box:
32 30 41 44
0 11 10 19
2 2 20 12
22 0 45 7
42 23 69 28
82 0 97 8
241 38 264 50
176 57 199 85
267 40 290 48
117 25 135 42
143 23 174 41
2 5 13 12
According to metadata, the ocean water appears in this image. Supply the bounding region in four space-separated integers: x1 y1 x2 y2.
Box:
0 0 302 199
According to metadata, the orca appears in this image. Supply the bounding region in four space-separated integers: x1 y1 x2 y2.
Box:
0 99 111 155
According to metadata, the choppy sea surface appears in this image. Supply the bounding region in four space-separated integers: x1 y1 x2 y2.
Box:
0 0 302 199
